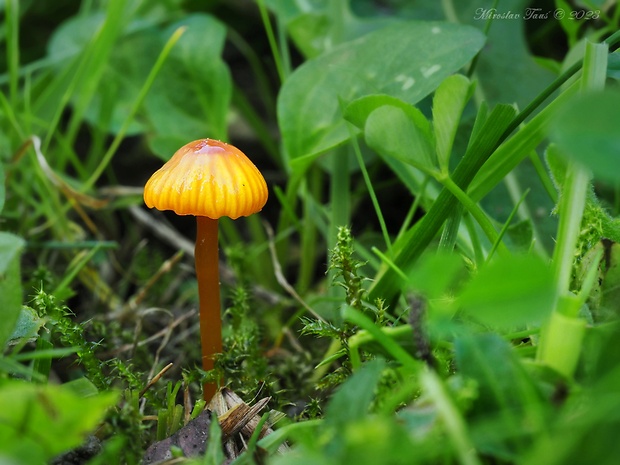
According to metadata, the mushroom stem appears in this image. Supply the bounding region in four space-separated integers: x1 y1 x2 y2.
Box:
195 215 223 401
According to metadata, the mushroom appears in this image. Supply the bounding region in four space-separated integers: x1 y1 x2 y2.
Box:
143 139 268 400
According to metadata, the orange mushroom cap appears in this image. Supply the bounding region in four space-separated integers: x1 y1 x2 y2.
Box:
143 139 268 219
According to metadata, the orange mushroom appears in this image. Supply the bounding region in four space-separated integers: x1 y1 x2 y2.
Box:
143 139 268 401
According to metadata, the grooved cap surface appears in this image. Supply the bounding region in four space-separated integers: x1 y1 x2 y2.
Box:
143 139 268 219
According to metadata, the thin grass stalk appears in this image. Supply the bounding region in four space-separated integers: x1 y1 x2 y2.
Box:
255 0 286 84
83 26 186 190
5 0 20 106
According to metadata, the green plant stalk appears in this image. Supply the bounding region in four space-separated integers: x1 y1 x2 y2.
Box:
310 339 344 383
420 369 482 465
503 171 548 258
64 0 127 151
0 89 25 139
227 27 277 120
29 137 73 238
369 104 516 302
256 0 286 84
277 12 292 78
551 164 590 295
537 40 608 377
536 300 586 378
42 2 117 153
368 31 620 302
349 126 392 252
297 172 321 294
245 411 271 455
464 0 499 78
438 208 461 253
53 246 103 298
487 188 530 262
529 150 558 204
463 214 484 265
552 39 607 294
232 89 280 163
83 26 186 190
328 149 351 297
13 347 79 362
379 376 420 415
32 337 54 383
275 171 305 273
441 175 509 258
343 306 420 372
257 419 323 455
472 30 620 200
157 408 168 440
372 247 410 283
468 83 579 202
396 176 429 242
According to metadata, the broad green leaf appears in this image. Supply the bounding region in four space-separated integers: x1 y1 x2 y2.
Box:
549 90 620 184
0 232 25 349
504 219 534 252
608 52 620 80
56 13 231 155
345 94 442 201
267 0 396 58
554 0 582 46
327 416 421 465
63 377 100 398
278 21 485 170
453 0 555 110
325 358 385 426
79 27 156 136
365 105 436 173
455 333 547 460
146 14 232 158
6 306 44 344
0 381 117 463
459 255 555 329
408 252 466 301
344 93 425 129
432 74 474 172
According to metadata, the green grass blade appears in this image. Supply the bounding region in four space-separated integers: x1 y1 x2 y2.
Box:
5 0 20 105
343 306 420 372
84 26 186 190
369 104 517 302
420 369 482 465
